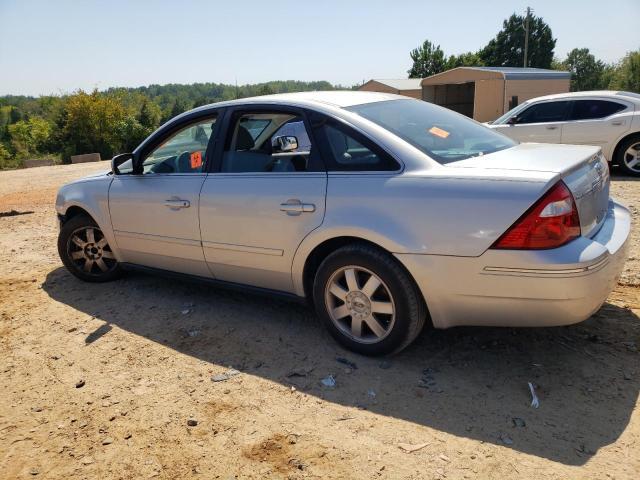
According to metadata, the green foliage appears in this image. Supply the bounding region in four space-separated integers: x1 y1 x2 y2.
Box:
478 13 556 68
408 40 447 78
0 142 22 169
7 117 52 158
445 52 484 70
561 48 609 91
0 80 338 169
609 50 640 93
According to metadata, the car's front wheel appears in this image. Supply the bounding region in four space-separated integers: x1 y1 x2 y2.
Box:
57 214 122 282
313 243 426 355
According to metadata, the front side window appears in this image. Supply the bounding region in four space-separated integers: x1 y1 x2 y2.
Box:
142 116 218 174
516 101 569 124
220 112 316 173
348 99 515 164
568 100 627 120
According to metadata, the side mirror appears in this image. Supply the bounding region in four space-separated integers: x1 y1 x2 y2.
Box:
507 116 520 125
272 135 298 153
111 153 134 175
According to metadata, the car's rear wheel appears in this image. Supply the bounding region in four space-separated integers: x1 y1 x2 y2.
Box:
58 214 122 282
616 135 640 177
313 243 426 355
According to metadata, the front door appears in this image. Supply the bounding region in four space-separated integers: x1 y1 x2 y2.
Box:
493 100 569 143
108 114 219 276
199 108 326 292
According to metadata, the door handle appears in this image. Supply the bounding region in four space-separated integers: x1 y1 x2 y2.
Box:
280 199 315 215
612 120 624 126
164 199 190 209
546 125 558 130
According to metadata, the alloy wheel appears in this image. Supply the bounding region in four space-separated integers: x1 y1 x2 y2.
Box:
324 265 396 344
66 226 117 276
623 142 640 173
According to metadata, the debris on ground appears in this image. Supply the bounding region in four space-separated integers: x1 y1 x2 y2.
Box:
336 357 357 369
320 375 336 388
500 434 514 445
398 442 429 453
187 418 198 427
211 368 241 382
512 417 526 428
367 389 376 398
75 379 85 389
378 360 392 369
528 382 540 408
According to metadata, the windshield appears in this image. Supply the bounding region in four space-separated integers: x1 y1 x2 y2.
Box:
492 102 531 125
347 99 516 164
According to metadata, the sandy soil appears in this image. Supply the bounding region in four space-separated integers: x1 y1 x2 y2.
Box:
1 162 639 479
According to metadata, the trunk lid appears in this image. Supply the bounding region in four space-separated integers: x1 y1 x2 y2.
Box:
448 143 610 238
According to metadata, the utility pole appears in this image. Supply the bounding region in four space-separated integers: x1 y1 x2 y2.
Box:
523 6 531 68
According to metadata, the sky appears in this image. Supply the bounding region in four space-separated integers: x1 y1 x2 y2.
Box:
0 0 638 96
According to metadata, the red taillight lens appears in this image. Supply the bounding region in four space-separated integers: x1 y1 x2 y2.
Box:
491 181 581 250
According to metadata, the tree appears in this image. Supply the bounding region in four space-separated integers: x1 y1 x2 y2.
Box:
259 84 274 95
610 50 640 93
445 52 484 70
60 90 128 161
479 13 556 68
7 117 51 158
408 40 446 78
137 99 161 130
561 48 608 91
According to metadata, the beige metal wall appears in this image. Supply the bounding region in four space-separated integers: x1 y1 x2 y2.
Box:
473 79 504 122
504 79 571 112
358 81 422 99
359 81 397 94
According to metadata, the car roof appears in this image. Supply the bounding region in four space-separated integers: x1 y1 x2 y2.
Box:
190 90 405 112
524 90 640 104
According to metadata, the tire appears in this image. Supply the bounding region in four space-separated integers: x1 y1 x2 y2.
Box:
312 243 427 356
57 214 122 282
616 135 640 177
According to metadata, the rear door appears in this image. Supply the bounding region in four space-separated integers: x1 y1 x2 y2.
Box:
492 100 569 143
199 106 327 292
561 98 632 159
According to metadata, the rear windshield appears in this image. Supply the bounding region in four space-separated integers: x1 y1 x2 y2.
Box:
347 99 516 164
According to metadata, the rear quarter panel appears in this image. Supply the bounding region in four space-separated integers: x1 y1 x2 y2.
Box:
291 171 550 295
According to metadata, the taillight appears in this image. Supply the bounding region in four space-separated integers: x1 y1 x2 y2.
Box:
491 181 581 250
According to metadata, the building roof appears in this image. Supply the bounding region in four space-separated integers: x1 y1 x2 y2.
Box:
462 66 571 80
421 66 571 85
366 78 423 90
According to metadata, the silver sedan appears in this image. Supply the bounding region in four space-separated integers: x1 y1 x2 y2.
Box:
55 92 631 355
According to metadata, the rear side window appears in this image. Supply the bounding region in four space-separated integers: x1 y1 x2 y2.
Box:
568 100 627 120
313 119 400 172
516 101 569 124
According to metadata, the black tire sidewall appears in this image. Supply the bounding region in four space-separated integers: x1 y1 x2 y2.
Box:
313 246 419 356
57 215 121 283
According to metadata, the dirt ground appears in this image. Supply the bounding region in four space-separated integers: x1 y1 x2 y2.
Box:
1 162 639 480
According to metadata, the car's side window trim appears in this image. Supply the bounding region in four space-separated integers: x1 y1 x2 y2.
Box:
307 111 402 174
132 109 224 175
209 104 325 174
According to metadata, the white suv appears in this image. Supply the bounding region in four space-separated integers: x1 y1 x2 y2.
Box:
489 91 640 176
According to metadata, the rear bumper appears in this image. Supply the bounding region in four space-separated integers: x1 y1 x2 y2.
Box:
395 200 631 329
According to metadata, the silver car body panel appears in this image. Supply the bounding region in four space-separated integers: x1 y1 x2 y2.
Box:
55 91 630 330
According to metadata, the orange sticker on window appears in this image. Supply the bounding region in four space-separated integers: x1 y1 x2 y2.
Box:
429 126 450 139
190 151 202 169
